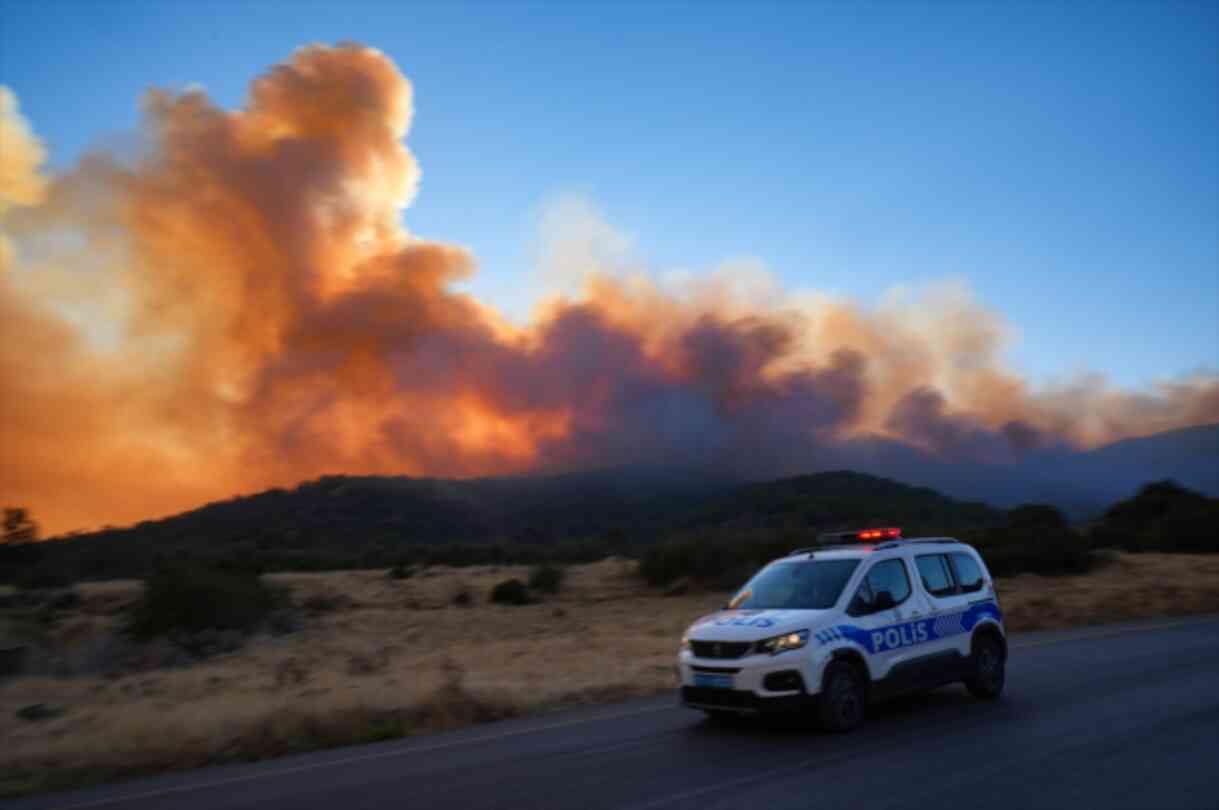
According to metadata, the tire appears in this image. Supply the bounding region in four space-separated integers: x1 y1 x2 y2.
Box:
818 660 866 733
964 633 1005 699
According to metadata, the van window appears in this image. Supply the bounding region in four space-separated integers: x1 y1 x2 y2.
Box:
949 553 985 593
915 554 957 597
728 559 861 610
848 559 912 615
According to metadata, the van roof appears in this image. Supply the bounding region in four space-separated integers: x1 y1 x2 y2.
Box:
785 536 966 559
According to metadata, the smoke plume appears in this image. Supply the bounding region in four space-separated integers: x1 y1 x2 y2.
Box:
1 45 1216 533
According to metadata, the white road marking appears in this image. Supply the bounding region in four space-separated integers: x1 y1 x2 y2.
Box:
42 613 1219 810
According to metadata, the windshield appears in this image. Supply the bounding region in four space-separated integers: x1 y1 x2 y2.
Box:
728 559 861 610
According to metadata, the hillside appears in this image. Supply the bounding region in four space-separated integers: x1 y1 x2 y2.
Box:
6 423 1216 584
5 470 1003 582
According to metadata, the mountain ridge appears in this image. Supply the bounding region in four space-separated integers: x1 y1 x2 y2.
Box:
6 423 1214 584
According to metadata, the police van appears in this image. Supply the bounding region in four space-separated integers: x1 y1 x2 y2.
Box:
678 529 1006 731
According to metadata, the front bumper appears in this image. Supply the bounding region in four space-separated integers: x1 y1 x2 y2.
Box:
677 648 823 714
680 686 817 714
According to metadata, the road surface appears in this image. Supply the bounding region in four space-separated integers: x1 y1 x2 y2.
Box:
11 615 1219 810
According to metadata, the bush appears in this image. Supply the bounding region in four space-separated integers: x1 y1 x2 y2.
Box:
489 578 533 606
388 564 413 580
527 564 564 594
962 527 1098 577
638 531 795 589
127 564 276 640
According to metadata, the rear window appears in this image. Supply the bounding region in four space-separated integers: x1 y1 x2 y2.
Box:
949 552 985 593
916 554 957 597
729 559 861 610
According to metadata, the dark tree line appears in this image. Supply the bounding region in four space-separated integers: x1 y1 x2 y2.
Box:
1 476 1216 588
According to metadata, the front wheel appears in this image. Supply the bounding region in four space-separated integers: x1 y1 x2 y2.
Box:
818 661 866 733
964 634 1005 699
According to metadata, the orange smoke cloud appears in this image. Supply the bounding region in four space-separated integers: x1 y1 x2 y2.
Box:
1 45 1216 534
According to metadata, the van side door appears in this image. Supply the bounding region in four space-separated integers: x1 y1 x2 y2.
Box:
842 557 927 681
945 550 996 656
913 551 970 672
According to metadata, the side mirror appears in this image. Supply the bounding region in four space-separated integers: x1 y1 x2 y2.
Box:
873 591 897 611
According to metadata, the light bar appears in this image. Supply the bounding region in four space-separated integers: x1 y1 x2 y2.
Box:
856 528 902 541
817 527 903 545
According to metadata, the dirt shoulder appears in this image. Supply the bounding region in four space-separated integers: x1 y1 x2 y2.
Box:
2 553 1217 797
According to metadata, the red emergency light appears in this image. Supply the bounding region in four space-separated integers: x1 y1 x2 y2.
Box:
815 527 905 547
856 527 902 540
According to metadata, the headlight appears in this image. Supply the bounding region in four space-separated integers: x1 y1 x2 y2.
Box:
755 629 810 656
680 633 690 652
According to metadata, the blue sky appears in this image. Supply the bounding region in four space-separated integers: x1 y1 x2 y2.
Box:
2 0 1216 388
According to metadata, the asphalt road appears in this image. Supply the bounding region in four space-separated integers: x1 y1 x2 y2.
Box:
12 615 1219 810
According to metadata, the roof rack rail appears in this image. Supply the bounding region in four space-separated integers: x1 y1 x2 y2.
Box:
875 537 962 550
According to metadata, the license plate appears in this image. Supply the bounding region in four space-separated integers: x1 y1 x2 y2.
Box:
693 672 734 690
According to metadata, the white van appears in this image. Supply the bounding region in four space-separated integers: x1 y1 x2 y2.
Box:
678 529 1006 731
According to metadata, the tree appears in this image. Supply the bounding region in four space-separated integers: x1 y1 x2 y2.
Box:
1103 480 1205 530
2 508 38 545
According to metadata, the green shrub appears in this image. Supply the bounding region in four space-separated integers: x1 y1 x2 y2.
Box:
388 564 413 580
527 564 564 594
489 578 533 606
127 564 276 639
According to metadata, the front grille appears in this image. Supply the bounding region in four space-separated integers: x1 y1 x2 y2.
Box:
690 640 752 659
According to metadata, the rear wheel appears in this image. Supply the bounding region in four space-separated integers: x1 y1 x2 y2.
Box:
964 633 1005 699
818 661 866 733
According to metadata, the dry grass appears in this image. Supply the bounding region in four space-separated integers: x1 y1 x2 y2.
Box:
998 552 1219 632
2 553 1217 797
